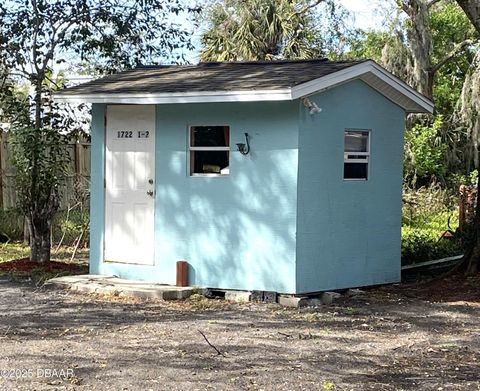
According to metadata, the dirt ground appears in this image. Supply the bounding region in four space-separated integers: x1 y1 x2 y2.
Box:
0 277 478 391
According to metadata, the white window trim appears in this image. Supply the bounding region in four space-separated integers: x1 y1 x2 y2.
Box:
190 146 230 151
344 158 368 164
188 125 231 177
344 129 371 181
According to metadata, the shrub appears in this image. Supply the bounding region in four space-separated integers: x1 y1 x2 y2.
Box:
52 209 89 247
0 207 89 246
402 185 463 265
402 226 462 264
0 208 24 241
404 116 447 186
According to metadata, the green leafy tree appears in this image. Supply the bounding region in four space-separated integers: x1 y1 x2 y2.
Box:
453 0 480 276
199 0 350 61
343 2 478 179
404 116 448 185
429 1 478 113
348 1 477 100
454 46 480 274
0 0 197 262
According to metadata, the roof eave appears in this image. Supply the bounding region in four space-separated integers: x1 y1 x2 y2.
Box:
291 60 433 114
53 60 433 114
53 89 293 104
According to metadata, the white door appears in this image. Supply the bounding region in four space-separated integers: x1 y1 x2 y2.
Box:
104 105 155 265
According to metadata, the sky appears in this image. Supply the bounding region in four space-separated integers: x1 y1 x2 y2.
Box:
340 0 394 30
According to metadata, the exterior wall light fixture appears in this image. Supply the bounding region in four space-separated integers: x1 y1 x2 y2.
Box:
302 97 322 115
236 132 250 155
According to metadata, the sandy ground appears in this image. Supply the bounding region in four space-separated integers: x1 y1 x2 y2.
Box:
0 280 478 391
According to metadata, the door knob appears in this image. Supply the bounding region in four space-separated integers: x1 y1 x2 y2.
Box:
147 190 154 197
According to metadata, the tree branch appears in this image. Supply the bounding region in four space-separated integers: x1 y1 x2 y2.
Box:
431 39 475 73
41 18 78 73
427 0 443 9
44 73 62 90
296 0 328 16
31 0 41 74
396 0 411 17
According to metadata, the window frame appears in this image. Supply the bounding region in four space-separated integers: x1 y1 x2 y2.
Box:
343 129 371 181
188 124 231 177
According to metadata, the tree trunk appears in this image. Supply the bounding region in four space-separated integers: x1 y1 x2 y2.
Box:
398 0 434 99
457 49 480 275
456 0 480 35
462 174 480 274
466 242 480 274
23 217 31 246
29 213 52 263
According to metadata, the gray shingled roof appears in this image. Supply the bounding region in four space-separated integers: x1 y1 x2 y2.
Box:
56 59 366 95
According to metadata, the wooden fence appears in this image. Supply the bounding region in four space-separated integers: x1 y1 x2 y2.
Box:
0 131 91 210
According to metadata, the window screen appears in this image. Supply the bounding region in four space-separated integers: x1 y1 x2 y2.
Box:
189 126 230 176
344 130 370 180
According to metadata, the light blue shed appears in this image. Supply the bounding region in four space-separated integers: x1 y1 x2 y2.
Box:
55 59 433 294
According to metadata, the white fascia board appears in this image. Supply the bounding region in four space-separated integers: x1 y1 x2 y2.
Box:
54 60 434 113
367 63 434 113
291 60 434 114
291 62 373 99
53 89 293 104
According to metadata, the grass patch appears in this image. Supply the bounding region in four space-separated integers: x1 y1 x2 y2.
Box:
0 242 88 283
1 266 87 285
51 246 89 262
0 242 30 262
0 259 88 284
186 293 227 310
0 242 89 263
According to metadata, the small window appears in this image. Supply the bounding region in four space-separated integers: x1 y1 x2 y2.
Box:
189 125 230 176
344 130 370 180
